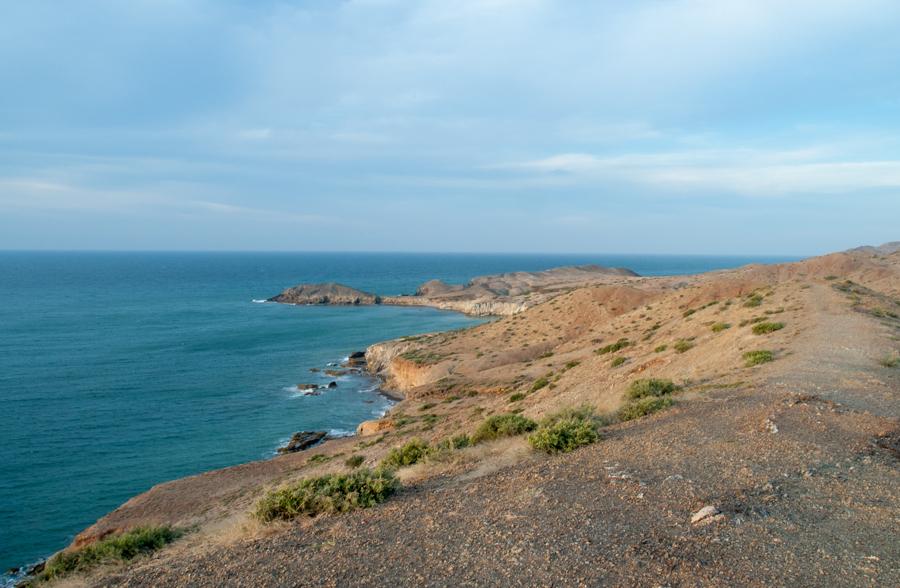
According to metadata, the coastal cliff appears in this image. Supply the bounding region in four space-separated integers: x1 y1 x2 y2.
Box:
38 245 900 587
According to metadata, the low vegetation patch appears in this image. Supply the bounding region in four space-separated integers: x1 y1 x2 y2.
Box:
879 355 900 368
654 344 668 353
400 349 447 366
381 438 431 469
610 356 627 367
752 321 785 335
530 374 551 392
710 322 731 333
471 413 537 444
345 455 365 468
743 350 774 367
744 293 764 308
254 469 398 522
673 340 694 353
626 378 677 399
528 407 600 454
596 338 630 355
38 526 182 582
618 396 674 421
509 392 526 402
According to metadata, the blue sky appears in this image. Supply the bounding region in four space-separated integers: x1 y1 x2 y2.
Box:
1 0 898 254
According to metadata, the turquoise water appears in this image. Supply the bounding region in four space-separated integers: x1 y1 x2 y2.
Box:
0 251 797 577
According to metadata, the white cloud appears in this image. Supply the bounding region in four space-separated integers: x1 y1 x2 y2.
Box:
499 148 900 195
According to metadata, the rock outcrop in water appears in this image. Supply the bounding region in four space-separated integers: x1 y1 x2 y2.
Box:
269 264 641 317
277 431 327 454
268 283 381 306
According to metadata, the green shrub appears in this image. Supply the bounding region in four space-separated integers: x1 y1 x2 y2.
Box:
710 322 731 333
528 407 600 454
381 438 431 469
682 308 696 317
471 414 537 444
743 350 774 366
752 322 784 335
530 375 551 392
345 455 365 468
509 392 526 402
626 378 677 400
40 526 181 582
673 340 694 353
596 338 630 355
565 360 580 369
254 468 398 522
878 355 900 368
618 396 674 421
610 356 627 367
448 434 471 449
654 344 668 353
744 293 764 308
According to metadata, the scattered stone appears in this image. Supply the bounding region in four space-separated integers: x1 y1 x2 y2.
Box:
691 505 724 525
764 418 779 434
277 431 327 454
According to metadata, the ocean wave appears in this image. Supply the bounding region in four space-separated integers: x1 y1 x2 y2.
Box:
328 429 355 438
251 299 270 304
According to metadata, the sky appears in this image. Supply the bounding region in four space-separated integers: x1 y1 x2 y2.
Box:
1 0 899 255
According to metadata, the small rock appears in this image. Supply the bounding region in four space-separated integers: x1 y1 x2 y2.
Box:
691 505 721 525
327 381 338 389
297 383 318 391
764 418 779 434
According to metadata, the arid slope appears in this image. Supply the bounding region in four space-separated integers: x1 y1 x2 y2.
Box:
53 248 900 587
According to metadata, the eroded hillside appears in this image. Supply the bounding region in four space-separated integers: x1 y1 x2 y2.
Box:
39 248 900 587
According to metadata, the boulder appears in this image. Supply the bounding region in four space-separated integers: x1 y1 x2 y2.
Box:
277 431 328 454
356 418 394 436
327 381 337 389
691 505 726 526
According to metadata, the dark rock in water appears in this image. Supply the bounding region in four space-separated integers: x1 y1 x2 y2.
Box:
296 383 318 391
278 431 327 454
325 369 348 377
346 351 367 367
327 381 337 389
7 566 20 575
26 561 45 576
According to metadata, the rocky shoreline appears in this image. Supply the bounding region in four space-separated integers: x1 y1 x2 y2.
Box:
20 244 900 587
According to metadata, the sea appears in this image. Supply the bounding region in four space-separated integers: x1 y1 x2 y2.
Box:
0 251 799 579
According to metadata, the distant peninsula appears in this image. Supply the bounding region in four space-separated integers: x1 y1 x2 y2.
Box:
269 264 640 316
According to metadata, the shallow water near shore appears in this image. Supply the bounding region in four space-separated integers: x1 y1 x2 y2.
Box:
0 251 798 577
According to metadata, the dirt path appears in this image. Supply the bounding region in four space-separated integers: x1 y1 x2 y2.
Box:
768 283 900 416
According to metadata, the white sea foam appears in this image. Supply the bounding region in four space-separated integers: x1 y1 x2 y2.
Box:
251 299 269 304
328 429 355 438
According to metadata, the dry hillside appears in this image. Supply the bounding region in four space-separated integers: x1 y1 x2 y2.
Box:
37 247 900 587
